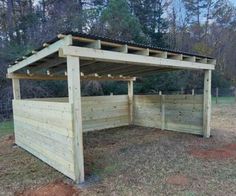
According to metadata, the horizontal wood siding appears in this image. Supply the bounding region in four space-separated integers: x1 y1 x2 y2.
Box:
25 95 129 132
81 95 129 131
134 95 162 128
164 95 203 135
13 100 75 180
133 95 204 135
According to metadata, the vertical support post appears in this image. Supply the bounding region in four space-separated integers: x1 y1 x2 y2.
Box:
12 79 21 99
67 56 84 183
192 89 195 95
181 87 184 94
203 70 212 138
128 80 134 125
216 87 218 104
161 94 165 130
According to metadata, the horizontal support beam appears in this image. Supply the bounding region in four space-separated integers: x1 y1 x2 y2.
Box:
27 58 66 74
59 46 215 70
6 73 136 81
8 35 72 73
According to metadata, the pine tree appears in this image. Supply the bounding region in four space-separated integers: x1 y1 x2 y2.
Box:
99 0 144 42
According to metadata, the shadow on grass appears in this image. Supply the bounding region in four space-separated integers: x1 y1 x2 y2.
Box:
0 120 14 138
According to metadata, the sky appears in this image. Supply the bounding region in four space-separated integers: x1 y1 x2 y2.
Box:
230 0 236 5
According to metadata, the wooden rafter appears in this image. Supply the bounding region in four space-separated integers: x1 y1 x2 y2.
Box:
6 73 136 81
8 35 72 73
27 58 66 74
7 33 216 76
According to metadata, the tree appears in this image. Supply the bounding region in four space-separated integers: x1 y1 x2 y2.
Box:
98 0 144 42
129 0 170 46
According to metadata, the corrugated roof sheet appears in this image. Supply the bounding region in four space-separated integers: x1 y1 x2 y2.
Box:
10 31 214 65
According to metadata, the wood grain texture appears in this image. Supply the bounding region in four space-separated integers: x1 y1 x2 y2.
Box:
25 95 129 132
13 100 75 180
82 95 129 131
133 95 204 135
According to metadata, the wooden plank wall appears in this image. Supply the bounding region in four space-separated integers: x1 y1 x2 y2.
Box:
134 95 162 128
27 95 129 132
13 100 75 180
81 95 129 131
133 95 204 135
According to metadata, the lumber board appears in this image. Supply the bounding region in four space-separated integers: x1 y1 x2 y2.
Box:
133 95 204 135
203 70 212 137
59 46 215 70
8 35 72 73
82 95 129 131
67 56 84 183
13 99 74 180
16 137 75 179
12 79 21 99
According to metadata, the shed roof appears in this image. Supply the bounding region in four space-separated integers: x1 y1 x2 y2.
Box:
7 32 216 81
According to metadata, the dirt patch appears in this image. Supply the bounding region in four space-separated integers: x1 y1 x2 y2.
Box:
16 181 80 196
166 175 190 186
190 143 236 160
1 103 236 195
0 134 14 144
0 134 15 155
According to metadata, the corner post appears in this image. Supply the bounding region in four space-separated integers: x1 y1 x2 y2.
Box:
128 80 134 125
203 70 212 138
12 79 21 99
67 56 85 183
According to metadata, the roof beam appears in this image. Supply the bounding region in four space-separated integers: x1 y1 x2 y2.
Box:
95 64 133 75
112 44 128 53
168 54 183 60
47 65 66 75
134 48 149 56
27 58 66 74
133 69 179 77
6 73 136 81
8 35 72 73
154 51 168 58
59 46 215 70
183 56 196 62
86 40 101 49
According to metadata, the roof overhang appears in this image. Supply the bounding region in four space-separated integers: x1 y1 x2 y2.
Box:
7 33 216 81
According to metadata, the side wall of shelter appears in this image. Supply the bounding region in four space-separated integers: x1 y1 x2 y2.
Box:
28 95 130 131
13 100 76 179
12 94 204 181
133 95 203 135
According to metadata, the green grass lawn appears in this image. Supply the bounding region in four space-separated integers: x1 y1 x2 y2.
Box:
0 120 14 138
212 96 236 105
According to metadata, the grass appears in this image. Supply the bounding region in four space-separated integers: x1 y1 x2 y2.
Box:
0 120 14 138
0 103 236 195
212 96 236 105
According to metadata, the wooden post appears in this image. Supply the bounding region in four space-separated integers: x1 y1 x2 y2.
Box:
192 89 195 95
67 56 84 183
234 89 236 103
161 95 165 130
216 87 218 104
203 70 212 138
12 79 21 99
128 80 134 125
181 87 184 94
159 91 162 95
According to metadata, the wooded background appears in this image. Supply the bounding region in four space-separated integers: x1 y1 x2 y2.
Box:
0 0 236 120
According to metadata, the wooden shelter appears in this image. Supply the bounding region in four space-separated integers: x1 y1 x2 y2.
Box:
7 32 215 183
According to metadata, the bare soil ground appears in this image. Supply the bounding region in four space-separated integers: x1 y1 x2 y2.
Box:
0 103 236 196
